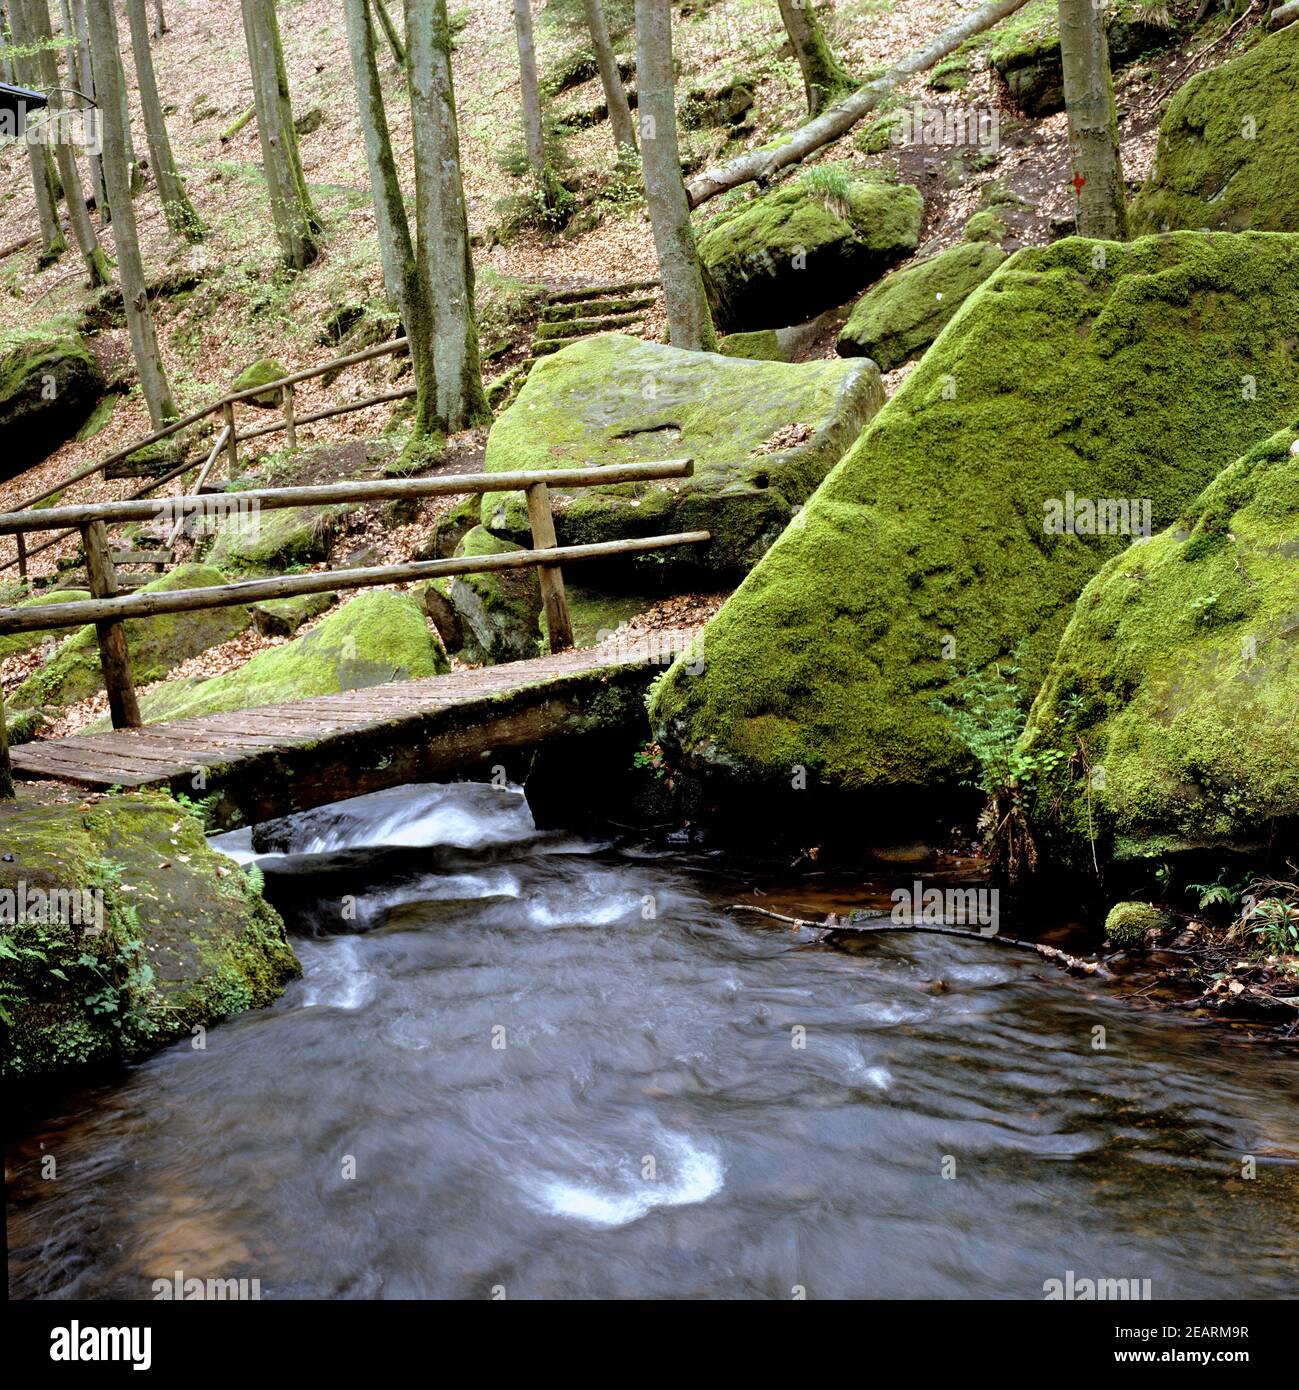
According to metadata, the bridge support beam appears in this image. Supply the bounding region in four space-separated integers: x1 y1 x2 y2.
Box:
81 520 142 730
525 481 574 654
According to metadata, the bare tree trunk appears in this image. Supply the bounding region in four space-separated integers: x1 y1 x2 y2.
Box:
2 0 65 262
14 0 110 284
239 0 321 269
153 0 166 38
344 0 414 321
86 0 178 427
371 0 405 66
403 0 487 444
68 0 106 217
776 0 853 116
686 0 1031 207
583 0 637 157
511 0 548 195
634 0 715 351
1059 0 1127 239
124 0 202 239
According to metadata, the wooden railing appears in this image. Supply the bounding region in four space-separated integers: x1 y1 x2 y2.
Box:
0 459 708 737
2 335 417 576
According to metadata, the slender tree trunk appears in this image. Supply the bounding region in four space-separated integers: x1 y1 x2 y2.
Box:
239 0 321 270
583 0 636 157
634 0 715 351
511 0 548 195
0 686 14 801
123 0 201 238
403 0 487 443
776 0 853 116
4 0 65 261
92 0 145 196
1059 0 1126 239
86 0 177 427
68 0 106 217
153 0 166 38
15 0 110 284
371 0 405 66
344 0 414 321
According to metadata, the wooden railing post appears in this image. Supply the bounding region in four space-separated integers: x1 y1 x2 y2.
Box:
0 685 14 800
283 382 297 449
80 520 141 730
524 481 574 653
15 531 26 579
223 401 239 478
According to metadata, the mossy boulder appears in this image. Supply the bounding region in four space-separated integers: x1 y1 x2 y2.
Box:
0 324 105 479
1129 23 1299 235
963 208 1010 244
651 232 1299 798
698 175 924 332
119 590 447 725
0 588 92 663
837 242 1007 371
429 527 543 665
1104 901 1172 947
0 786 299 1084
1022 427 1299 867
205 504 354 574
480 334 883 579
12 565 252 709
989 0 1177 117
718 329 787 362
230 357 289 409
250 590 336 637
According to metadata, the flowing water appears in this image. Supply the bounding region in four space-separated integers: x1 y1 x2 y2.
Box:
7 783 1299 1299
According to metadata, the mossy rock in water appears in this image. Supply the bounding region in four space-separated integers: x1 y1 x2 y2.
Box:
230 357 289 409
988 0 1178 116
428 526 542 665
1103 902 1172 947
698 174 923 332
1129 23 1299 234
12 565 252 709
0 322 105 479
837 242 1007 372
118 591 447 725
0 786 299 1084
480 334 882 580
651 232 1299 801
1022 426 1299 868
205 504 354 574
0 588 92 663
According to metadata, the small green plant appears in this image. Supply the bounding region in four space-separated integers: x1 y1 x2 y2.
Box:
1187 871 1249 911
1247 897 1299 955
175 792 221 831
797 164 854 218
633 739 670 783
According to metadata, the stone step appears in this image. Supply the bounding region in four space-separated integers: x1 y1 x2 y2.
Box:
546 278 658 306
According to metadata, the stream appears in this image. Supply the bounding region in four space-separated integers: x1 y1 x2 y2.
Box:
7 782 1299 1299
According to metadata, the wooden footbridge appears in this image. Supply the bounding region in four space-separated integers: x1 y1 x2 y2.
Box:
0 455 709 827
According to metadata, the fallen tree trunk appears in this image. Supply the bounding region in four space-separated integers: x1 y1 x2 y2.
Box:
727 903 1111 978
685 0 1032 208
1271 0 1299 25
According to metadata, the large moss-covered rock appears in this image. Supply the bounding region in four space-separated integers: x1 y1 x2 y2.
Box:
12 565 252 709
651 233 1299 798
0 786 299 1084
230 357 289 409
989 0 1176 116
480 334 882 578
0 589 92 663
698 174 923 332
426 527 543 665
0 324 105 479
837 242 1007 371
1022 427 1299 867
121 590 447 724
1129 23 1299 235
205 504 354 574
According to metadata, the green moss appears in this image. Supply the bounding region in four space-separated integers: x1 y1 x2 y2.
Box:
1129 23 1299 234
435 526 542 665
1104 901 1170 946
12 566 252 708
652 232 1299 795
205 504 354 575
0 323 105 474
963 208 1009 244
480 334 882 578
718 329 787 362
838 242 1007 371
1023 425 1299 866
698 175 924 331
0 588 91 663
120 590 447 724
250 590 336 636
75 394 119 442
230 357 289 408
0 786 299 1083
